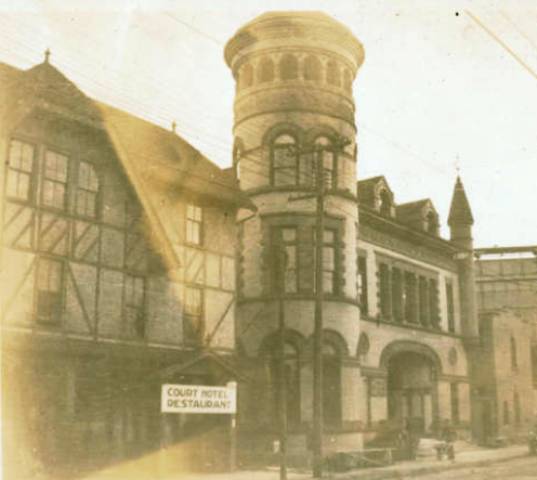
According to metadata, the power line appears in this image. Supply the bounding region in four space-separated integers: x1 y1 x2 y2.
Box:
500 11 537 55
164 12 223 46
465 10 537 81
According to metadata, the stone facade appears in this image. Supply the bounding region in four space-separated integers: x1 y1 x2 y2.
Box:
225 12 479 464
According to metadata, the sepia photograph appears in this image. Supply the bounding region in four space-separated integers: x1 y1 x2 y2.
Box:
1 1 536 479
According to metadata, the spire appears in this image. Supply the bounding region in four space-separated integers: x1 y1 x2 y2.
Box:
44 48 51 64
448 176 474 226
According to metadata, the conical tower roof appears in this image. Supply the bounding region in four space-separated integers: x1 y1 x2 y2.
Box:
448 176 474 226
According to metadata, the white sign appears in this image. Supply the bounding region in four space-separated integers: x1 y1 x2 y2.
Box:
161 383 237 414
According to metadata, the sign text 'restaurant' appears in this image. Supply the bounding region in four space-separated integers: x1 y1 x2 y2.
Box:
161 384 237 414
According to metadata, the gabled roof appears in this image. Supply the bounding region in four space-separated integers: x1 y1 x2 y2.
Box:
1 59 255 269
396 198 436 220
448 176 474 226
357 175 393 206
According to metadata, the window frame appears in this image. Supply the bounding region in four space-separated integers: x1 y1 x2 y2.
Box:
40 148 70 212
185 203 203 246
272 226 299 295
75 160 101 219
123 273 146 338
270 134 299 187
313 136 336 190
6 138 37 204
34 256 64 326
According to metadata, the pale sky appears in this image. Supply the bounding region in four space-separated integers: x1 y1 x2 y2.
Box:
1 0 536 248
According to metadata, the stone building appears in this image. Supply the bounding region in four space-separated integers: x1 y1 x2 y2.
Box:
224 12 480 463
474 246 537 441
2 9 533 478
0 58 252 477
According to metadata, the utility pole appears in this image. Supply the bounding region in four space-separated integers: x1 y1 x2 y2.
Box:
312 143 325 478
310 136 350 478
274 243 288 480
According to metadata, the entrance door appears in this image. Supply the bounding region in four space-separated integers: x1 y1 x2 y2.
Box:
387 352 436 433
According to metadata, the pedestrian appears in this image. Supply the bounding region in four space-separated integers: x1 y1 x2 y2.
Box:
440 420 456 461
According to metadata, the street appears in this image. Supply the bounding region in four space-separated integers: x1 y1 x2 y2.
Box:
402 455 537 480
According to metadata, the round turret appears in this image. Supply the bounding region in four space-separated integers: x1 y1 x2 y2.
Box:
227 12 365 443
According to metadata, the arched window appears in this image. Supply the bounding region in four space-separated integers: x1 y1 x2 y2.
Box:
425 211 438 235
259 57 275 83
322 339 342 427
279 54 298 80
326 60 341 86
271 134 298 186
379 189 392 217
343 69 352 92
313 136 335 189
304 55 322 82
266 340 301 428
511 336 518 369
240 63 253 89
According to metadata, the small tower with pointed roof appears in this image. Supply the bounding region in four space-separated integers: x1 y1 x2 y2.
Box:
448 176 479 339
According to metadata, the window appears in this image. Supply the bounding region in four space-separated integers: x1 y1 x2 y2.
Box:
36 258 63 325
358 255 368 315
7 139 35 202
271 134 298 186
379 263 391 319
326 60 341 86
511 336 518 370
184 286 204 344
272 227 298 294
418 276 430 326
404 272 418 323
391 268 403 322
313 137 335 189
186 204 203 245
41 150 69 210
446 282 455 333
450 383 460 423
379 189 392 217
320 229 336 294
429 279 440 327
240 63 253 89
304 55 322 82
124 274 145 337
279 54 298 80
76 161 99 218
267 341 301 428
322 341 342 427
426 211 438 235
259 57 275 83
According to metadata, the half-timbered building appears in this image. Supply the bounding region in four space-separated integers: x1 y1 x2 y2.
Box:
0 57 252 477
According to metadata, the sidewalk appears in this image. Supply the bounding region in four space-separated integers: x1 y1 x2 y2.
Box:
84 443 529 480
174 444 529 480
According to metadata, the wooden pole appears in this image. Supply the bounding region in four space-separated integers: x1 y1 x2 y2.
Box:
312 146 325 478
276 245 288 480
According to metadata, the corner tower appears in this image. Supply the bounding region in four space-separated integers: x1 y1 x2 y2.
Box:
448 176 479 340
226 12 365 453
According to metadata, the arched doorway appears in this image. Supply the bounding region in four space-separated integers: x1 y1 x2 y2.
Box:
386 351 437 434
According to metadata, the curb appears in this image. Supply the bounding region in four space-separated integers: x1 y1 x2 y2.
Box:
327 451 529 480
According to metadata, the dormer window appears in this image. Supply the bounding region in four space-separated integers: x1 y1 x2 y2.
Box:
425 210 439 235
379 189 392 217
